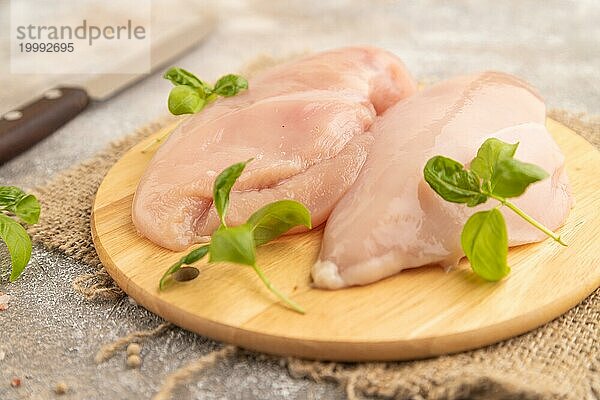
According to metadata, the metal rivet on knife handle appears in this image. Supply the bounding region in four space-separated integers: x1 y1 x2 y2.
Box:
3 111 23 121
0 87 89 164
44 89 63 100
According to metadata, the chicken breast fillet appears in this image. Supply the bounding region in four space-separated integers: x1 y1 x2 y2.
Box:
313 72 573 289
132 47 417 250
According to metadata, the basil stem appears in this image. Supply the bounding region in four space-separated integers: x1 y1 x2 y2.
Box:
489 193 566 246
250 263 305 314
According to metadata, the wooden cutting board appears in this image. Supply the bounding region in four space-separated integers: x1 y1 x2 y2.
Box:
91 118 600 361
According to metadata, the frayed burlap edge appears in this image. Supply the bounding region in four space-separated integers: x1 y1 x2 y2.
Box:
95 322 173 363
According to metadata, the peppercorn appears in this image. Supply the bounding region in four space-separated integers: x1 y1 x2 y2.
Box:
54 382 68 395
126 343 141 356
126 354 141 369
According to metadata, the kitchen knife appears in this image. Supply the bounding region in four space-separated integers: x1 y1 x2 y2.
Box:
0 13 215 164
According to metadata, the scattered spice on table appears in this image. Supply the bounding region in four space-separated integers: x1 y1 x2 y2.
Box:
0 292 10 311
54 382 69 395
127 354 142 369
126 343 141 356
10 376 21 388
0 291 9 311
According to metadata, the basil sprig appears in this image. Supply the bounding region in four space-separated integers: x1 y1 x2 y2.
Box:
0 186 40 281
424 138 566 281
142 68 249 153
164 67 248 115
159 160 311 314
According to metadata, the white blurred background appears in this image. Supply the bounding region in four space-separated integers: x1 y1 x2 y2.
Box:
1 0 598 114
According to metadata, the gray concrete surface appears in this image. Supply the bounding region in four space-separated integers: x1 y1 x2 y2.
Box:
1 1 599 399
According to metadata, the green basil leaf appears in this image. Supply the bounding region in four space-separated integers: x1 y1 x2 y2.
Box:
424 156 487 207
461 209 510 281
247 200 312 246
183 245 209 265
205 92 219 105
470 138 519 182
0 213 32 282
490 158 549 198
167 85 206 115
10 194 40 224
0 186 27 207
209 224 255 266
213 160 251 226
164 67 212 95
158 245 209 290
213 74 249 97
159 260 183 290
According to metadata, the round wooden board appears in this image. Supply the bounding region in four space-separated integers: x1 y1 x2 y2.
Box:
91 118 600 361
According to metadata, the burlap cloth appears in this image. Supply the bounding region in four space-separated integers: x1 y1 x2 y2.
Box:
27 104 599 399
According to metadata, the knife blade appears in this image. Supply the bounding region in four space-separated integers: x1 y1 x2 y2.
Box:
0 12 215 164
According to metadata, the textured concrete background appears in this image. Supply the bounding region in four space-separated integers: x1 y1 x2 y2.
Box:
1 1 599 399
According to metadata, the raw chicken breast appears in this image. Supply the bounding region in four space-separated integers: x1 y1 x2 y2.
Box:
133 47 417 251
313 72 572 289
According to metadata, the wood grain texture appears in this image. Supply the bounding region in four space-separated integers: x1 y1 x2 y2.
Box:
91 118 600 361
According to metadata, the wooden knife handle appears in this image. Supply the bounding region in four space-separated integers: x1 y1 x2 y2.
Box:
0 87 89 164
